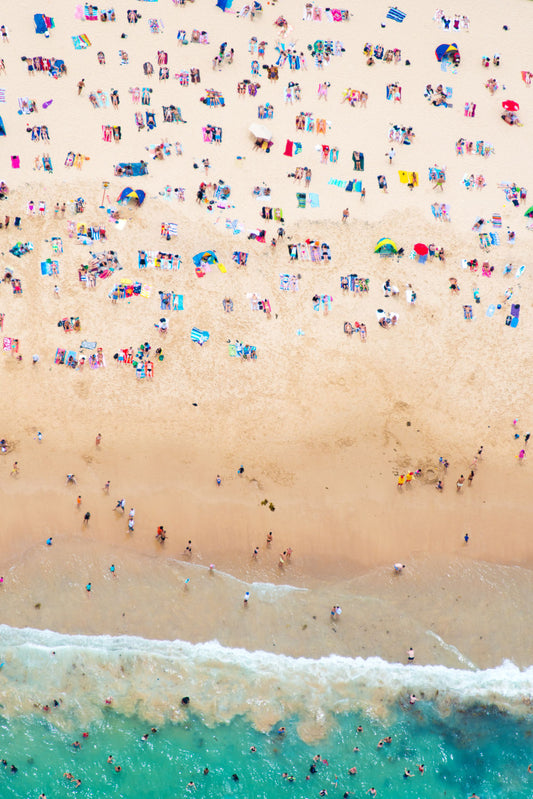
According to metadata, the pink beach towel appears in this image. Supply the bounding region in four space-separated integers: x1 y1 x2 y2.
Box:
283 139 294 156
11 155 20 168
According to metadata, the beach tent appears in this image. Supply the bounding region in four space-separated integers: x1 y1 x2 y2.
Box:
524 206 533 218
192 250 218 266
435 43 459 62
413 243 428 255
0 116 5 136
117 187 145 206
374 237 398 254
34 13 54 34
249 122 272 140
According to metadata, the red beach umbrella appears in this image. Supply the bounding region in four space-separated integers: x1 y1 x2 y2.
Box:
414 243 428 255
502 100 519 111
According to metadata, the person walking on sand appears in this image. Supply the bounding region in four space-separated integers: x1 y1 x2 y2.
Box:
10 461 19 477
77 78 85 95
407 647 415 662
103 480 110 494
115 498 125 513
342 208 349 223
456 475 465 491
467 470 475 486
95 433 102 446
83 511 91 526
77 495 82 509
394 563 405 574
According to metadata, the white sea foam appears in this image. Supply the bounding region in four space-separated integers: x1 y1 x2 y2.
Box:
0 625 531 734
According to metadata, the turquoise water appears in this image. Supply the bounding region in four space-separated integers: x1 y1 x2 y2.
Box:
0 626 532 798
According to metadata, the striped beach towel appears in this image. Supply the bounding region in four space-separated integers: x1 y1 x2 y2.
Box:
386 7 406 22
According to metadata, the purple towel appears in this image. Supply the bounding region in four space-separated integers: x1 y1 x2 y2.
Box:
511 303 520 318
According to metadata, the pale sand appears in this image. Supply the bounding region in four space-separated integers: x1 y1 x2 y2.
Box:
0 0 532 667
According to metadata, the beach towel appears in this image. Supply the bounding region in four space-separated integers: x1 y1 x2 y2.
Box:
296 192 307 208
228 343 237 356
309 193 320 207
463 305 473 320
54 348 66 364
283 139 294 156
386 6 406 22
172 293 183 310
486 304 495 317
11 155 20 169
191 327 209 345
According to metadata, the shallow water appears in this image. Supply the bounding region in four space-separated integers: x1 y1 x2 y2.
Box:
0 625 532 797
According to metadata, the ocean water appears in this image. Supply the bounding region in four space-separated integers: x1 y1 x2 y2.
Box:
0 626 532 798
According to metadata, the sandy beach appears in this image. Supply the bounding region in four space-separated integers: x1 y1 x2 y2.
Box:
1 0 532 672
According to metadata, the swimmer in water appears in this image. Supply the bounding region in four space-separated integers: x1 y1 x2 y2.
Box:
107 756 113 763
367 789 377 797
115 765 122 773
356 726 363 733
250 746 257 752
404 769 414 778
203 768 209 775
348 766 357 774
409 694 418 704
417 764 424 774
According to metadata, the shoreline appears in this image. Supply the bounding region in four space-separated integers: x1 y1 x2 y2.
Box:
1 534 532 670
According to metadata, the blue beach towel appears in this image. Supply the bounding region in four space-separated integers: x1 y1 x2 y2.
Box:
386 7 406 22
309 193 320 208
191 327 209 344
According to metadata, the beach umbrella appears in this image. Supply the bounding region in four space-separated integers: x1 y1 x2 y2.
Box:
414 243 428 255
117 187 145 205
502 100 519 112
374 237 398 253
249 122 272 140
524 205 533 218
435 43 459 62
